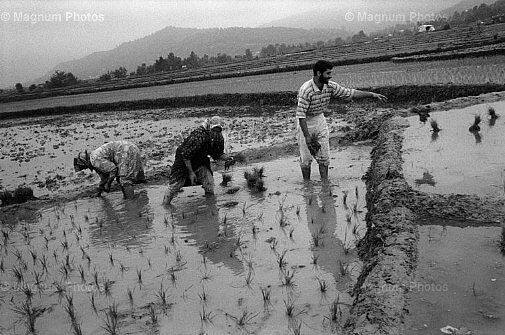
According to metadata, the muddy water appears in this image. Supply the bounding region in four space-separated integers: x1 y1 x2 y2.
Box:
405 224 505 335
402 101 505 197
0 144 370 334
0 108 349 199
402 100 505 334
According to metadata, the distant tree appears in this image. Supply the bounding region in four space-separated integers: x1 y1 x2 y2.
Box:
47 70 78 88
99 72 112 81
244 48 253 60
28 84 37 91
112 66 127 78
15 83 23 92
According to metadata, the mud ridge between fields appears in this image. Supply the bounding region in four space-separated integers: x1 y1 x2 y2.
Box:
342 115 505 335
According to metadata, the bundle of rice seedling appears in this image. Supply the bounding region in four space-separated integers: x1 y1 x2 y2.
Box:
307 133 321 157
469 115 481 132
244 166 266 192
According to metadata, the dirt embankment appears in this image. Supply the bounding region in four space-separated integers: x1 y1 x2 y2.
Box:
343 100 505 334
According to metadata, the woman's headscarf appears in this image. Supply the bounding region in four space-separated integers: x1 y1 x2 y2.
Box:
202 116 224 131
73 150 93 171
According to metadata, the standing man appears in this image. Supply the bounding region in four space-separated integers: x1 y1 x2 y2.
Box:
296 60 387 181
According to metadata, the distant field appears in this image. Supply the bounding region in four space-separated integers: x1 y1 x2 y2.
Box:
1 55 504 114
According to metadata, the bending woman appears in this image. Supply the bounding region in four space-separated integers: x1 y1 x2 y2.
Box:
163 116 233 205
74 140 146 198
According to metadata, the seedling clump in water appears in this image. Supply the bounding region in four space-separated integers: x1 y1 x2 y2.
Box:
469 115 481 132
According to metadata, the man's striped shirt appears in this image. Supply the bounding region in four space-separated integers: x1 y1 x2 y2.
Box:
296 79 354 119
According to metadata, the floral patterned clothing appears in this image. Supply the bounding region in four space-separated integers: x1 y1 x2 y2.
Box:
90 141 145 183
168 126 224 186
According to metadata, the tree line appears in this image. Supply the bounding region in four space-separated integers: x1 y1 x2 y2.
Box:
11 0 504 92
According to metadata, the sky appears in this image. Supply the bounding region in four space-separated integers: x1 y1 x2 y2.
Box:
0 0 460 88
0 0 325 88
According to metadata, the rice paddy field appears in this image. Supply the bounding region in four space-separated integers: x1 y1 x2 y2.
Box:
1 55 504 114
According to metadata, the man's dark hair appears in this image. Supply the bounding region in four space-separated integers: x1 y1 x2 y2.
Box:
313 60 333 76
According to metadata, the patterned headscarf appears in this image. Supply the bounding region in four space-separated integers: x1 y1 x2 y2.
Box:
202 116 224 131
73 150 93 171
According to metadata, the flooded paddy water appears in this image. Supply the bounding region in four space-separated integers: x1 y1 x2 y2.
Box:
0 106 371 334
402 101 505 334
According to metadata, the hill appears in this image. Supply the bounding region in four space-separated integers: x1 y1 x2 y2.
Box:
39 26 349 82
259 0 495 32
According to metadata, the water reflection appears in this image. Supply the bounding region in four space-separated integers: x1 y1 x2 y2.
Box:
89 190 153 247
415 171 436 187
431 131 439 142
168 196 244 274
471 131 482 144
303 183 348 281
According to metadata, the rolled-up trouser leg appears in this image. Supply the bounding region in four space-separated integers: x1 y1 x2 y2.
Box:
195 166 215 195
163 178 185 205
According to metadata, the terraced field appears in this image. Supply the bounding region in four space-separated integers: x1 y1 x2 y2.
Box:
2 22 504 106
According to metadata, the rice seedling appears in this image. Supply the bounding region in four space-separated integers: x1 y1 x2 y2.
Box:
164 245 170 256
228 310 259 327
500 225 505 255
346 213 352 225
245 269 254 286
488 106 498 119
220 173 232 186
244 167 267 192
311 254 319 265
200 268 212 281
170 269 177 284
327 297 342 324
342 190 349 209
284 297 295 318
102 302 120 335
289 227 295 239
103 279 113 298
317 277 328 293
23 285 34 302
175 250 183 263
147 257 152 269
0 258 4 272
53 250 58 262
90 293 98 314
127 287 134 306
199 284 208 302
156 283 169 309
281 268 296 286
270 239 278 252
277 249 288 268
53 281 66 302
339 261 348 276
12 265 24 285
252 224 258 237
60 264 70 280
200 305 215 323
65 254 72 269
430 119 441 132
137 268 143 285
290 318 303 335
260 286 271 302
311 232 322 247
29 249 37 265
472 281 477 297
13 248 23 262
469 114 481 132
12 300 45 334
